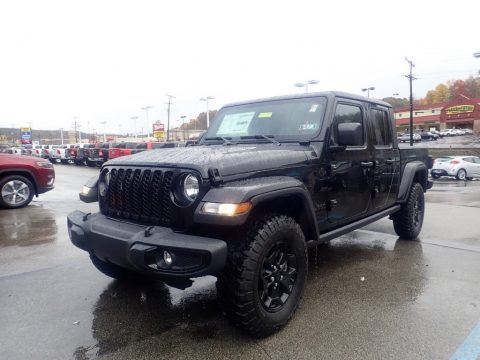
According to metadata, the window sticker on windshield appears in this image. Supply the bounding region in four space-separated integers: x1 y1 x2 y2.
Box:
217 112 255 136
258 112 272 118
299 123 318 131
309 104 319 112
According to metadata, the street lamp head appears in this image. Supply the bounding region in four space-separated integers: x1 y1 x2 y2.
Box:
307 80 319 85
474 52 480 58
181 115 186 119
393 93 399 96
200 96 215 101
294 83 305 88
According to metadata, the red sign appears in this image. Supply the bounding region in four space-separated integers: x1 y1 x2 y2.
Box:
153 123 165 131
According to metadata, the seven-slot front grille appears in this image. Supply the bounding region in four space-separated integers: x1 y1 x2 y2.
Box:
100 167 174 226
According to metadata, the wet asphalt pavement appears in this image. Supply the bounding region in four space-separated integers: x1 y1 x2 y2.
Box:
1 165 480 359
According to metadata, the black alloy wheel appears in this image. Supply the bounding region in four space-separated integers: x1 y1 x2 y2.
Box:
217 214 307 337
259 242 298 312
393 182 425 240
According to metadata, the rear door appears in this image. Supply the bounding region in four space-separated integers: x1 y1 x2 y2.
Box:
367 106 399 210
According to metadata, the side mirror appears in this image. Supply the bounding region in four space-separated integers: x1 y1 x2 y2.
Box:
79 175 99 203
337 123 363 147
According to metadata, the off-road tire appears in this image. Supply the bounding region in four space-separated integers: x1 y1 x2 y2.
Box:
0 175 35 209
90 253 134 281
217 214 308 337
393 182 425 240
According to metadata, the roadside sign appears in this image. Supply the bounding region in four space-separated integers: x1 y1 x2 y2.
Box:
20 127 32 144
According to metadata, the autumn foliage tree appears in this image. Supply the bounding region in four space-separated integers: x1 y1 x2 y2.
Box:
422 75 480 104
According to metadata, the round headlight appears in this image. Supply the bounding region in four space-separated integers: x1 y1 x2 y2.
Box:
183 174 199 201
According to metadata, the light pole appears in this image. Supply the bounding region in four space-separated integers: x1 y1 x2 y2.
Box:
165 94 175 141
294 80 319 93
100 121 107 142
130 116 139 140
361 86 375 98
72 116 79 143
141 106 152 139
200 96 215 129
59 128 64 145
181 115 186 141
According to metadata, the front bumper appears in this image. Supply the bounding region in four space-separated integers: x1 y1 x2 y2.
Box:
67 211 227 279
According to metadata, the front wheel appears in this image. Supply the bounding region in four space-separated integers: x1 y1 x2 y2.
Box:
0 175 35 209
431 173 440 179
217 215 308 337
392 182 425 240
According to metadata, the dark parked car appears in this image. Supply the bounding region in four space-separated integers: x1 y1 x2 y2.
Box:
0 153 55 208
68 91 432 337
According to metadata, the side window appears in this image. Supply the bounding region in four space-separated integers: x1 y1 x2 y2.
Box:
370 109 392 146
332 103 364 145
462 157 473 163
474 157 480 164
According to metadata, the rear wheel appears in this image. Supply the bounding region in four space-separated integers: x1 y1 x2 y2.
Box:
217 215 307 337
456 169 467 181
431 173 440 179
0 175 35 209
393 182 425 240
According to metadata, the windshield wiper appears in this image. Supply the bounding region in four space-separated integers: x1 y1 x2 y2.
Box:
240 135 281 146
204 136 233 145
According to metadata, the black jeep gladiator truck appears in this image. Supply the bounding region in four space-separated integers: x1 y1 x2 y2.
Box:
68 92 432 337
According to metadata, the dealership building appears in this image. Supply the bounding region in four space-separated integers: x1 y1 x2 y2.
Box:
394 94 480 133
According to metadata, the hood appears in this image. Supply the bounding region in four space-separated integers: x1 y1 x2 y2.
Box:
105 144 311 178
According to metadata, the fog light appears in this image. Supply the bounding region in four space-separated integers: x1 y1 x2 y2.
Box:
163 251 173 267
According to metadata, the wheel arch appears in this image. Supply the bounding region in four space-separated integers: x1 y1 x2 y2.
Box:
0 169 38 195
397 161 428 203
194 176 319 241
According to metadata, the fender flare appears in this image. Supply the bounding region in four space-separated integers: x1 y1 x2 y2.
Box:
397 161 428 203
194 176 319 240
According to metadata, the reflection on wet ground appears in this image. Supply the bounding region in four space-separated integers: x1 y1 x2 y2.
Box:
68 232 428 359
427 178 480 207
73 278 221 359
0 205 58 248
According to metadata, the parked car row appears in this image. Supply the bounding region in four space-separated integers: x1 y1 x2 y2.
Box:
431 156 480 180
439 128 472 136
0 141 188 167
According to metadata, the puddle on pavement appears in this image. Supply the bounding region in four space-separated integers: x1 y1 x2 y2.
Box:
0 205 58 248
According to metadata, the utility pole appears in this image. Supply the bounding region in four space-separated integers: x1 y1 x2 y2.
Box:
72 116 79 143
405 57 417 147
165 93 175 141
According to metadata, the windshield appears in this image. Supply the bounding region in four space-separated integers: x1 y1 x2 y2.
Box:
203 97 326 142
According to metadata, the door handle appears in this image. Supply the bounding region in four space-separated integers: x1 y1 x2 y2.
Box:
385 159 395 165
360 161 374 168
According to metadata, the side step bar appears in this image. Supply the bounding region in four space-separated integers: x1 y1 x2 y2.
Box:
307 205 401 248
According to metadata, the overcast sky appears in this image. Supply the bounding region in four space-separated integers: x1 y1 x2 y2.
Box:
1 0 479 135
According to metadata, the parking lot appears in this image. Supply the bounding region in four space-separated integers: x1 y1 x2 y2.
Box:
1 164 480 359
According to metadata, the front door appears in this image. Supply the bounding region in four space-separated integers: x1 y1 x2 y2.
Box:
322 100 373 231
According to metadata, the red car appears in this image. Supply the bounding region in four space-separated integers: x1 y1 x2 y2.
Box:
0 153 55 209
